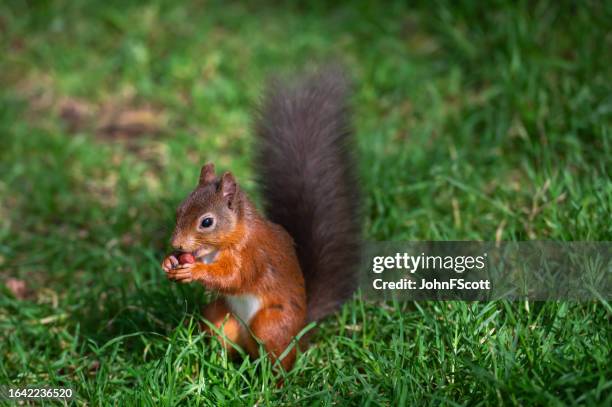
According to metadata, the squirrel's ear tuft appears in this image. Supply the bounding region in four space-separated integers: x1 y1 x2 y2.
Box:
199 163 216 185
219 172 238 208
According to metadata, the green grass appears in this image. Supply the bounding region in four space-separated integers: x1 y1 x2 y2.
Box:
1 0 611 405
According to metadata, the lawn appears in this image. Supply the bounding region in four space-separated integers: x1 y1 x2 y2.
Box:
0 0 610 405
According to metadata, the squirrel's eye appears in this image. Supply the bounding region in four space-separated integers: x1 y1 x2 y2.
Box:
200 217 214 229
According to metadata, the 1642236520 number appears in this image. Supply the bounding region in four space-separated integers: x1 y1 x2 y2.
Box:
1 386 74 400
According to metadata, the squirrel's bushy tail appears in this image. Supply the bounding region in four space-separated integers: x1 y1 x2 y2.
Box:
254 67 361 322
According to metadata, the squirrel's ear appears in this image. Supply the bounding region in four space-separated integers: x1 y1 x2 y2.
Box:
199 163 216 185
219 172 238 209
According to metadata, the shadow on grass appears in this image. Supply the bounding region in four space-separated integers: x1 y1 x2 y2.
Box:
0 124 212 355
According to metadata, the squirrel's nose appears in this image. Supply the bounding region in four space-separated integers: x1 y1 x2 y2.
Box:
171 237 184 251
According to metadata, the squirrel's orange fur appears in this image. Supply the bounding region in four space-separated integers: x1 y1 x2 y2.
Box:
162 166 306 370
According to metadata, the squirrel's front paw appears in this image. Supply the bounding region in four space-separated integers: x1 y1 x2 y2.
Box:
161 254 179 273
166 263 195 283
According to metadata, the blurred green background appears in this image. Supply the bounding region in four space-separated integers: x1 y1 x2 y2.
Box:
1 1 610 405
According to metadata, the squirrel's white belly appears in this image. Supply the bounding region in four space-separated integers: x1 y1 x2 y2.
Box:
225 294 261 325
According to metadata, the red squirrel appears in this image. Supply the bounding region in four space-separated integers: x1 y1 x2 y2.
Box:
161 69 360 370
